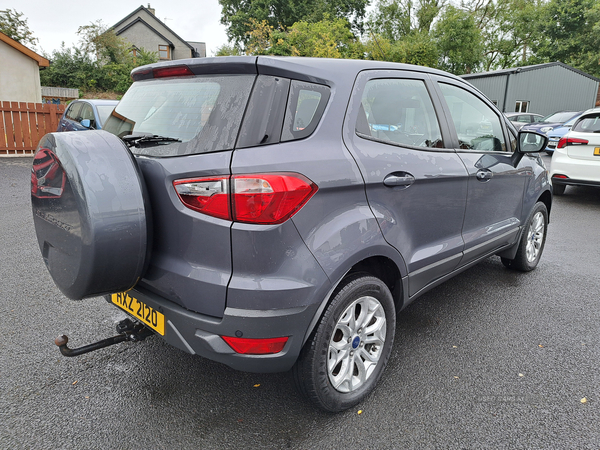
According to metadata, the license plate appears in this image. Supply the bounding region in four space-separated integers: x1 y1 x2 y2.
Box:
595 147 600 156
111 292 165 335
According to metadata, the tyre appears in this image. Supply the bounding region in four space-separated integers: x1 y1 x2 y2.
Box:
31 131 151 299
292 273 396 412
501 202 548 271
553 183 566 196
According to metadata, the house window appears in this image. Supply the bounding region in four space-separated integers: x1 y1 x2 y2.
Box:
159 45 170 60
515 101 529 113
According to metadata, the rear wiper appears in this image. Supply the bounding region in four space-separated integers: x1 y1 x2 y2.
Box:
121 133 182 147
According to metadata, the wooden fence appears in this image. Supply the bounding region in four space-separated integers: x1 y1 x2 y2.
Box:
0 101 65 156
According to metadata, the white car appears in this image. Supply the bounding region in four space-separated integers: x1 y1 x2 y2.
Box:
550 107 600 195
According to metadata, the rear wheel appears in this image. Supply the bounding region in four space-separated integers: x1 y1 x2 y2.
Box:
293 273 395 412
501 202 548 271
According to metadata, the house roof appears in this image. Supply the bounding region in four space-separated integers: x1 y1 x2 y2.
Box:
462 61 600 83
0 32 49 67
112 5 194 51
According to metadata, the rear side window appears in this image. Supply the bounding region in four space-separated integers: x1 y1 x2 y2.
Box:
281 81 330 142
357 78 443 148
572 113 600 133
103 74 255 156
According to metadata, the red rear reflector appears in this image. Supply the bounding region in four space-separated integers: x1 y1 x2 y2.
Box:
153 65 193 78
552 174 568 179
221 336 289 354
558 137 589 149
174 173 317 224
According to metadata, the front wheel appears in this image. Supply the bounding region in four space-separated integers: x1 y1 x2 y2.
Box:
501 202 548 271
292 274 396 412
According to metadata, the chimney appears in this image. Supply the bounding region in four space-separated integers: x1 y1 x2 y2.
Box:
147 4 155 15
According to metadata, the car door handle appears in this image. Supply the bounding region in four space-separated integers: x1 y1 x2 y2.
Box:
383 173 415 187
476 169 493 181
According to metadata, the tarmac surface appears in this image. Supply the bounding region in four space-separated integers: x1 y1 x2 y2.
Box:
1 155 599 449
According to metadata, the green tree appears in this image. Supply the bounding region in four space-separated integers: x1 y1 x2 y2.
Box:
0 9 38 47
215 43 243 56
532 0 600 77
219 0 369 48
244 17 364 58
434 5 484 74
364 31 438 67
40 21 158 94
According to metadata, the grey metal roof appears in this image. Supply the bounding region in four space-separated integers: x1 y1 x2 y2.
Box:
132 55 471 88
461 61 600 83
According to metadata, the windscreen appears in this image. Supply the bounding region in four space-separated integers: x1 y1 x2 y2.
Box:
96 105 116 126
103 74 256 156
541 112 577 123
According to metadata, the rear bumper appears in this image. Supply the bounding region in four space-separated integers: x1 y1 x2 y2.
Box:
550 150 600 185
551 177 600 188
106 286 320 373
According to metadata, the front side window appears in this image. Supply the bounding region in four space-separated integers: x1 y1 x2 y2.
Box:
79 103 95 126
103 74 255 156
439 83 507 152
357 78 443 148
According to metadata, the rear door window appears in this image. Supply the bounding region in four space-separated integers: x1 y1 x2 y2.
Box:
103 75 255 156
356 78 443 149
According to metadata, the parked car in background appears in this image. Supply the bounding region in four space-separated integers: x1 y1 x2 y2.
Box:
31 56 552 412
521 111 581 135
504 112 544 130
545 113 584 155
550 107 600 195
57 99 119 132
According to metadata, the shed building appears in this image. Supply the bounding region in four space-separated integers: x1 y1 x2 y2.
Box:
0 32 49 103
461 62 600 116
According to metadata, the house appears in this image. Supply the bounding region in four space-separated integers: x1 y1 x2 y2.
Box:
0 32 49 103
461 62 600 116
112 4 205 60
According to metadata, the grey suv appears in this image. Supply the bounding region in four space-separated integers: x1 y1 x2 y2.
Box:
31 56 552 412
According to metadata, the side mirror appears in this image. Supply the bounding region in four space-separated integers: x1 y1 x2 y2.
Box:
80 119 92 129
517 130 548 153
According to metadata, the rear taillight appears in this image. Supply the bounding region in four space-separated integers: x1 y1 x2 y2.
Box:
221 336 289 354
174 177 230 220
174 173 317 224
557 137 589 149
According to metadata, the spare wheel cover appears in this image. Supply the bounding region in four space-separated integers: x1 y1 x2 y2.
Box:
31 130 150 300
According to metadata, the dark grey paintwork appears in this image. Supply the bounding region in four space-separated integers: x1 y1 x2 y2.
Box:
31 131 149 299
32 56 552 373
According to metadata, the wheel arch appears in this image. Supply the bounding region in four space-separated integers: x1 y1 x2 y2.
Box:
302 254 406 347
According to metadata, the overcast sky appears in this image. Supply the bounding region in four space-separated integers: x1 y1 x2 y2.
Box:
8 0 230 56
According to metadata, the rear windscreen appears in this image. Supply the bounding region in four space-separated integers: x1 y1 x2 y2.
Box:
572 113 600 133
103 74 255 156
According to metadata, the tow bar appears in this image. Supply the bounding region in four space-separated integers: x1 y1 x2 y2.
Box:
54 318 153 357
